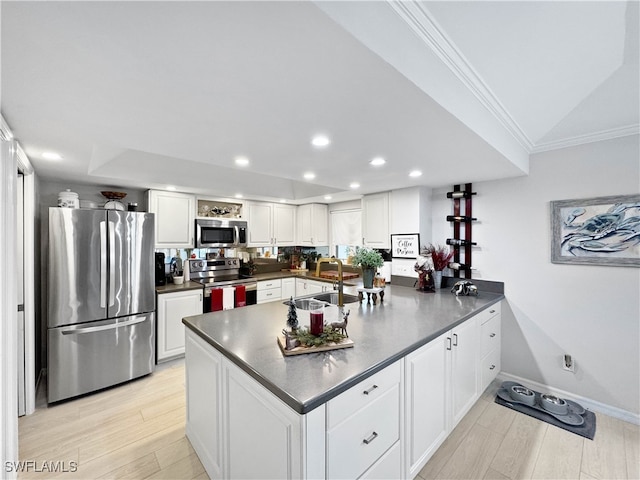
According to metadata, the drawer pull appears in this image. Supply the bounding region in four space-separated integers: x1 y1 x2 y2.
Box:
489 364 496 370
490 309 496 314
453 333 458 347
489 333 496 338
363 431 378 445
363 385 378 395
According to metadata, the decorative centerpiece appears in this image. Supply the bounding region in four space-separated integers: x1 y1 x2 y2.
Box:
351 247 383 288
278 301 353 356
424 244 454 289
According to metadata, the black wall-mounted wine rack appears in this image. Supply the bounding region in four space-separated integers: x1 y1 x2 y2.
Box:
447 183 476 279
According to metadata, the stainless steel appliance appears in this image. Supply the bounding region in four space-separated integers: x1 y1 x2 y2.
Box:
195 218 247 248
189 258 257 312
47 208 156 403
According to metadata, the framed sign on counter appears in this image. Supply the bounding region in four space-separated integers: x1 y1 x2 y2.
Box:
391 233 420 259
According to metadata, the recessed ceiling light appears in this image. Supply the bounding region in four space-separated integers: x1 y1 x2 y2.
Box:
235 193 243 198
235 156 250 166
42 151 62 160
409 170 422 177
370 157 385 166
279 199 287 203
324 195 332 200
311 135 330 148
304 172 316 180
350 182 360 189
166 186 176 191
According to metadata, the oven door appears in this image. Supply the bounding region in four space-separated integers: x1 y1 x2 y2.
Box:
203 282 257 313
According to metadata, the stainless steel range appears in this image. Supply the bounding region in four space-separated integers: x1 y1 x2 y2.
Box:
189 258 257 312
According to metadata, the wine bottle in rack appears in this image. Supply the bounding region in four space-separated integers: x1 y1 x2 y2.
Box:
448 262 471 271
446 191 476 199
446 238 477 247
446 215 477 222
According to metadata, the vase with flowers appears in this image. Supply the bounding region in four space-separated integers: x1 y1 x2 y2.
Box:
351 247 384 288
424 244 454 289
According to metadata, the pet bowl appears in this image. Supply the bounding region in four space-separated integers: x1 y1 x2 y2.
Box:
540 394 569 415
510 385 536 406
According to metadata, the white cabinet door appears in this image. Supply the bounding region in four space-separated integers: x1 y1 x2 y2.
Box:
450 316 479 427
405 330 449 478
157 289 203 362
147 190 195 248
297 203 328 246
281 277 296 300
362 192 390 249
185 330 224 479
296 278 324 296
273 204 296 246
246 201 273 246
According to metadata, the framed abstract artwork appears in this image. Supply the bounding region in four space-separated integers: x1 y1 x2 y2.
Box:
550 194 640 267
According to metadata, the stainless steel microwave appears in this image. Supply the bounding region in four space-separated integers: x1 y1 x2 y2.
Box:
195 219 248 248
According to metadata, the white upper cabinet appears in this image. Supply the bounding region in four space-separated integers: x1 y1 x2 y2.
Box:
147 190 195 249
245 201 296 247
273 204 296 246
245 201 273 247
297 203 328 246
362 192 390 249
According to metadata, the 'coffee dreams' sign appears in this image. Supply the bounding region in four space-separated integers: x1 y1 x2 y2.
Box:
391 234 420 259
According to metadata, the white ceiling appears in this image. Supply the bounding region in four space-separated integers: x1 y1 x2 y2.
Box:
2 1 638 203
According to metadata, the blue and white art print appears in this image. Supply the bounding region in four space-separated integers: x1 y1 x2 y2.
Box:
551 194 640 267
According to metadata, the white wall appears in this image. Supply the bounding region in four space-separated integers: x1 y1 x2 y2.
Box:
432 135 640 417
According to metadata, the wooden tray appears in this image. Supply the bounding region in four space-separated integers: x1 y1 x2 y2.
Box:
319 270 360 280
281 268 309 273
277 336 354 356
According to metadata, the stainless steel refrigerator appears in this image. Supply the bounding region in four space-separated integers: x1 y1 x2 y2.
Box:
47 208 156 403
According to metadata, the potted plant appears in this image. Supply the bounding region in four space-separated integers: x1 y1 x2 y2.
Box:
423 244 454 288
351 247 384 288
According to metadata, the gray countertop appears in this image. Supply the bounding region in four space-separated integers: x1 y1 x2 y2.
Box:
156 281 204 294
183 284 504 414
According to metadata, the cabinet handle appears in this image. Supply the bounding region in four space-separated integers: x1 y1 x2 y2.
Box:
489 333 496 338
446 337 452 351
363 431 378 445
453 333 458 347
200 294 202 302
490 309 496 314
489 365 496 370
363 384 378 395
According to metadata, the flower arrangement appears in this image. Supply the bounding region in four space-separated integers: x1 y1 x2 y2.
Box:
423 244 454 271
350 246 384 269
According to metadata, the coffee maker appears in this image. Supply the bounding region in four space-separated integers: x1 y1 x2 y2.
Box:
155 252 166 286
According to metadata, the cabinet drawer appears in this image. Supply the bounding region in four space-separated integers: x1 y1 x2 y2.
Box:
327 361 401 429
327 385 400 480
257 279 281 290
480 314 501 357
480 348 501 393
359 440 401 480
257 287 282 303
476 302 501 325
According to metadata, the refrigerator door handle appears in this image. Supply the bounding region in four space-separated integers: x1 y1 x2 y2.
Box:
108 220 116 307
60 316 147 335
100 221 107 308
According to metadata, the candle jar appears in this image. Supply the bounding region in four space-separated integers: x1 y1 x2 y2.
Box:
309 300 325 336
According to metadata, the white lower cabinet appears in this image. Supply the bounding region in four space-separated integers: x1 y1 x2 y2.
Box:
295 278 325 296
156 289 202 362
450 317 480 427
282 277 296 300
257 279 282 304
479 303 502 393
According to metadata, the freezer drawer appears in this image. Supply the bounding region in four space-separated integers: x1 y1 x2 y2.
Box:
48 313 155 403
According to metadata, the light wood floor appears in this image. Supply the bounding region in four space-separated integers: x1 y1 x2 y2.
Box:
19 361 639 480
417 383 640 480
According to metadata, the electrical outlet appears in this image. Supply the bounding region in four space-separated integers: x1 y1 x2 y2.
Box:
563 354 575 372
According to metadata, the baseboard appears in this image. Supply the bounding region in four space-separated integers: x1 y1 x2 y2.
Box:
497 372 640 426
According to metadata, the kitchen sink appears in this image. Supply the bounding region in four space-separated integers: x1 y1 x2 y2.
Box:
312 292 360 305
284 293 360 310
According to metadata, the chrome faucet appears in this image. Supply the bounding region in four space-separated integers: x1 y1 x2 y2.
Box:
315 258 344 307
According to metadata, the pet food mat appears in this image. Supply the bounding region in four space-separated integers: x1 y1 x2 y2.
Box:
495 381 596 440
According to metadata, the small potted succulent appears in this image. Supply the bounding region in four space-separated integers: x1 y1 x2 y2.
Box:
351 247 384 288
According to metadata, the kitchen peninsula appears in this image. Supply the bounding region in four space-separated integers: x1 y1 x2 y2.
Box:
183 283 504 479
